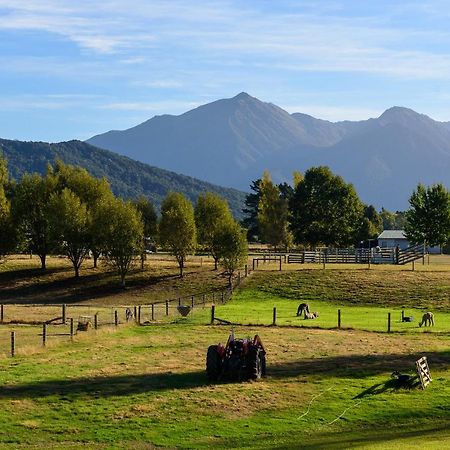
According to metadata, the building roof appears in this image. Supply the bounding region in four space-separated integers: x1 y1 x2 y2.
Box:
377 230 407 240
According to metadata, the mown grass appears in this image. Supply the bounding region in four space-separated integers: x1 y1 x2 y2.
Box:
0 324 448 449
241 267 450 309
0 257 449 448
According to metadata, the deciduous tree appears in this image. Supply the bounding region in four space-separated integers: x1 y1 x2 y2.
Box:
195 192 233 269
97 198 144 287
48 188 91 278
405 183 450 247
257 171 292 250
159 192 196 277
0 155 16 260
132 196 158 269
213 220 248 286
11 172 57 269
290 166 364 247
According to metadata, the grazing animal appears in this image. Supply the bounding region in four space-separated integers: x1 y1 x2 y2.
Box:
296 303 310 317
402 316 414 322
304 311 319 319
419 312 434 327
125 308 134 322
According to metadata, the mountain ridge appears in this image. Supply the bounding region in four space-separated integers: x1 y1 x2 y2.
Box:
87 93 450 210
0 138 247 219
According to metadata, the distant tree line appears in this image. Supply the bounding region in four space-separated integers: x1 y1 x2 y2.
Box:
244 166 450 250
0 156 248 286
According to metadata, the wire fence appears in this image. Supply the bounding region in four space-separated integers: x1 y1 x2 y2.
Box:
0 267 250 359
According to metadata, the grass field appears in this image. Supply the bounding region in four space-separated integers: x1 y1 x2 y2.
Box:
0 254 230 305
0 323 449 449
0 255 449 448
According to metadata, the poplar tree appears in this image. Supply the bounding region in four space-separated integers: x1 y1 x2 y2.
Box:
195 192 233 269
213 220 248 286
48 188 91 278
159 192 196 277
12 172 57 269
257 171 292 250
97 198 144 287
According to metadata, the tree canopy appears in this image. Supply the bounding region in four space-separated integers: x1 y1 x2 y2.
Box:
213 220 248 286
290 166 364 247
404 183 450 247
195 192 233 269
159 192 197 277
97 198 144 287
257 171 292 250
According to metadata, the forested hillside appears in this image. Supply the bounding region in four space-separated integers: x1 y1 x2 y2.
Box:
0 139 246 218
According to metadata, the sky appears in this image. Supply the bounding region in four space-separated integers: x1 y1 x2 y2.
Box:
2 0 450 142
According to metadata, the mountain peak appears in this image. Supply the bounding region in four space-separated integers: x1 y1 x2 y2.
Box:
379 106 427 124
233 92 252 100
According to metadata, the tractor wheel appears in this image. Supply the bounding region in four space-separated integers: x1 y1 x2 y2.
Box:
247 347 263 380
261 352 266 376
206 345 222 381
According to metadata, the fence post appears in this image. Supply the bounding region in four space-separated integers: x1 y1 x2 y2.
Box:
338 309 341 329
191 296 194 308
138 306 141 325
412 260 415 271
151 303 155 321
1 304 3 323
165 301 169 316
211 305 215 324
388 312 391 333
114 310 119 327
134 306 138 323
42 322 47 346
245 264 248 277
94 313 98 330
401 309 404 321
178 297 181 306
253 259 255 270
272 307 277 326
62 304 66 324
279 257 282 271
221 291 224 304
10 331 15 357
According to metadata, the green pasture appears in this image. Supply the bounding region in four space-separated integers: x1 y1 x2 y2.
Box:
0 324 449 449
205 289 450 333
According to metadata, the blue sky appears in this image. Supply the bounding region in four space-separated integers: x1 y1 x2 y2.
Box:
2 0 450 142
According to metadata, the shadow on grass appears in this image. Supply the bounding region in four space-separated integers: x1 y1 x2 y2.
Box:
0 268 179 305
268 349 450 379
1 350 448 400
353 376 421 399
267 423 450 450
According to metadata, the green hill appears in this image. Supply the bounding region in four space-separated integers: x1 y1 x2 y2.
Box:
0 138 247 218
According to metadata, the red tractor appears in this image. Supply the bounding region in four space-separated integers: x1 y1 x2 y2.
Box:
206 332 266 381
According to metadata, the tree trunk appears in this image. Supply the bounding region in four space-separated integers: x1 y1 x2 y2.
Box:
120 272 126 288
141 252 145 270
93 254 98 269
39 253 46 270
214 257 218 270
74 264 79 278
179 257 184 278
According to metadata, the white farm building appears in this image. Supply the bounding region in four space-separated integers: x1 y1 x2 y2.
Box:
377 230 441 254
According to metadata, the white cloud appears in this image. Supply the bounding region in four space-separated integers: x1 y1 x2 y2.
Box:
2 0 450 79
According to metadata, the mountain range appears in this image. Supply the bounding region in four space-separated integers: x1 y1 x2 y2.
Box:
87 92 450 210
0 139 246 219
